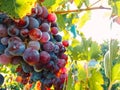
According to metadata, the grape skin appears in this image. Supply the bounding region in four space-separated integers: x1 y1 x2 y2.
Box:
23 48 39 66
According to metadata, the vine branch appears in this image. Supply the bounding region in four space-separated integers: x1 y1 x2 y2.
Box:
53 6 111 14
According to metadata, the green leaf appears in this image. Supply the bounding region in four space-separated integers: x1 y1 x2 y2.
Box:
89 41 102 60
0 0 36 19
71 38 80 47
111 63 120 84
57 14 66 30
89 69 104 90
42 0 56 8
84 0 89 7
78 11 91 28
77 63 87 81
66 70 75 90
74 0 84 8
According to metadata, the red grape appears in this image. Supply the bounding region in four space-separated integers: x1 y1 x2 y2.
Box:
62 40 69 47
40 32 50 43
43 41 54 52
41 6 48 18
47 13 57 23
39 23 50 32
23 48 39 66
51 27 58 35
39 51 50 64
0 54 11 65
29 28 42 40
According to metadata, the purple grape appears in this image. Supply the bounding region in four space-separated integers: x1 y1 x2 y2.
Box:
20 28 29 37
43 41 54 52
7 25 20 36
8 41 25 56
0 24 8 37
1 37 9 45
0 54 11 65
28 17 39 29
16 16 29 28
28 41 40 50
0 42 7 55
39 23 50 32
41 6 48 18
23 47 39 66
54 45 60 53
39 51 50 64
57 59 66 68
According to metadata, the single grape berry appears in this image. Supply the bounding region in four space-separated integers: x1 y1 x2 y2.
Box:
51 27 58 35
39 23 50 32
39 51 50 64
43 41 54 52
0 54 11 65
29 28 42 40
40 32 50 43
62 40 69 47
28 41 40 50
23 48 39 66
41 6 48 18
15 16 29 28
47 13 57 23
7 25 20 36
28 17 39 29
0 74 4 85
20 29 29 38
53 34 62 42
57 59 66 68
8 41 25 56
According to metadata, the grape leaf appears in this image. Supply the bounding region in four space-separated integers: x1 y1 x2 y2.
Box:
89 69 104 90
0 0 36 19
78 11 91 28
42 0 56 8
111 63 120 84
57 14 66 30
74 0 84 8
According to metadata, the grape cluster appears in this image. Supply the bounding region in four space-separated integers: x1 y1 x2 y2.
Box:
0 4 69 90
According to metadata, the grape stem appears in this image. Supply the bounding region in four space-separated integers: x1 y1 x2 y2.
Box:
53 6 111 14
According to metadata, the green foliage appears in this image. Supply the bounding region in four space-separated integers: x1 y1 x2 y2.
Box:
88 69 104 90
78 11 91 29
42 0 56 8
74 0 84 8
109 0 120 16
0 0 36 19
57 14 66 30
112 63 120 84
89 41 102 60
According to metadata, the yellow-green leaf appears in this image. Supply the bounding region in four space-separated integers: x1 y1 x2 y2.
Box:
78 11 91 28
112 63 120 84
0 0 36 19
42 0 56 8
89 70 104 90
74 0 84 8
